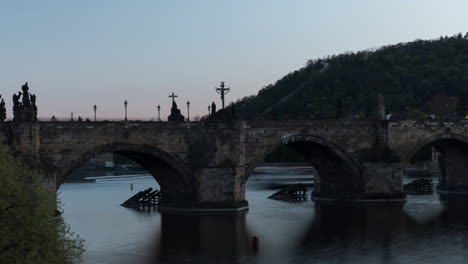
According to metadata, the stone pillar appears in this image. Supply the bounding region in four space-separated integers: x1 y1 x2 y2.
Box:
361 162 406 202
182 121 248 213
10 122 40 162
437 145 468 194
312 161 406 203
0 123 9 144
8 122 57 191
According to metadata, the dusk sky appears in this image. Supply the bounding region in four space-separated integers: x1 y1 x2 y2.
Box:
1 0 468 120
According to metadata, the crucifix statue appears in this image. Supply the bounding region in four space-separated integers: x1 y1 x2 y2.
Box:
167 92 185 122
215 81 230 109
169 92 178 103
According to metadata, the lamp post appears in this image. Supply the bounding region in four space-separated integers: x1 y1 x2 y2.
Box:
124 100 128 121
71 112 73 122
93 105 97 122
186 101 190 122
208 105 211 115
157 105 161 121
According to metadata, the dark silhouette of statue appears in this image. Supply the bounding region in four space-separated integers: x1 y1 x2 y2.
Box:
12 82 38 122
167 100 185 122
31 94 36 105
0 96 6 122
21 82 31 107
31 94 38 119
206 103 238 122
13 92 21 107
211 102 216 115
12 92 22 121
230 104 238 119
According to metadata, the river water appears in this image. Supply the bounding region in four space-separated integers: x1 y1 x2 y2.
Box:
59 172 468 264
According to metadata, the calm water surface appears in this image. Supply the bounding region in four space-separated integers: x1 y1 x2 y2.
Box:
59 174 468 264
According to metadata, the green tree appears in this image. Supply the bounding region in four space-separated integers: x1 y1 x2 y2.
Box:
335 98 343 119
407 108 427 119
230 34 468 120
0 144 84 264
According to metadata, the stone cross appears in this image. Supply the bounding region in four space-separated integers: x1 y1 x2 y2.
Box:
215 81 230 109
169 92 178 103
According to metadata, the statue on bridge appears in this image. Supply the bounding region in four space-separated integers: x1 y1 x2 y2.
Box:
12 92 22 122
211 102 216 115
167 92 185 122
0 95 6 122
206 101 238 122
215 81 230 109
21 82 31 107
12 82 38 122
31 94 38 119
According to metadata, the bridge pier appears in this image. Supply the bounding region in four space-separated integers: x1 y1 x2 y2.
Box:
311 162 406 204
10 120 468 211
436 143 468 195
361 162 406 203
159 122 249 213
157 166 248 213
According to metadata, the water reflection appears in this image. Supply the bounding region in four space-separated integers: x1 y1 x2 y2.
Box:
149 214 251 263
143 197 468 264
296 197 468 263
60 175 468 264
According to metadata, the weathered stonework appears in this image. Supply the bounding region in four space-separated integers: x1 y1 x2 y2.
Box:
3 119 468 212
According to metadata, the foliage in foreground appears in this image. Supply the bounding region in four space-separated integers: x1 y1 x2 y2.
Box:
0 145 84 264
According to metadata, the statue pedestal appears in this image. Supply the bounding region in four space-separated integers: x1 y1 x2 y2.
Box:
19 106 37 122
167 104 185 122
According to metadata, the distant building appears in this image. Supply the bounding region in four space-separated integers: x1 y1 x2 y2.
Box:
94 153 114 168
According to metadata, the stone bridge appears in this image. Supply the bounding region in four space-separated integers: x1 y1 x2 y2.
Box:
2 119 468 212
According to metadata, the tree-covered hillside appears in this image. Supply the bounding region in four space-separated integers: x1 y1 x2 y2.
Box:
231 33 468 120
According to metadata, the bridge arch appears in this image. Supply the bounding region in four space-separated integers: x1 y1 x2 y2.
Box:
403 132 468 163
53 142 192 200
403 132 468 193
279 133 362 177
246 133 364 195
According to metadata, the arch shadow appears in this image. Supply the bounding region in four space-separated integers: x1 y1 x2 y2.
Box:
54 142 193 200
246 134 364 195
403 132 468 163
403 132 468 194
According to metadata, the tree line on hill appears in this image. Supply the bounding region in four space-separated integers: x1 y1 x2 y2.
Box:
228 33 468 120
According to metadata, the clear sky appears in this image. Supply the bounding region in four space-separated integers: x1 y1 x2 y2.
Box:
1 0 468 120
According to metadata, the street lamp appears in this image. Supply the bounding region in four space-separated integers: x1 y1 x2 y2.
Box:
208 105 211 115
186 101 190 121
157 105 161 121
93 105 97 122
124 100 128 121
